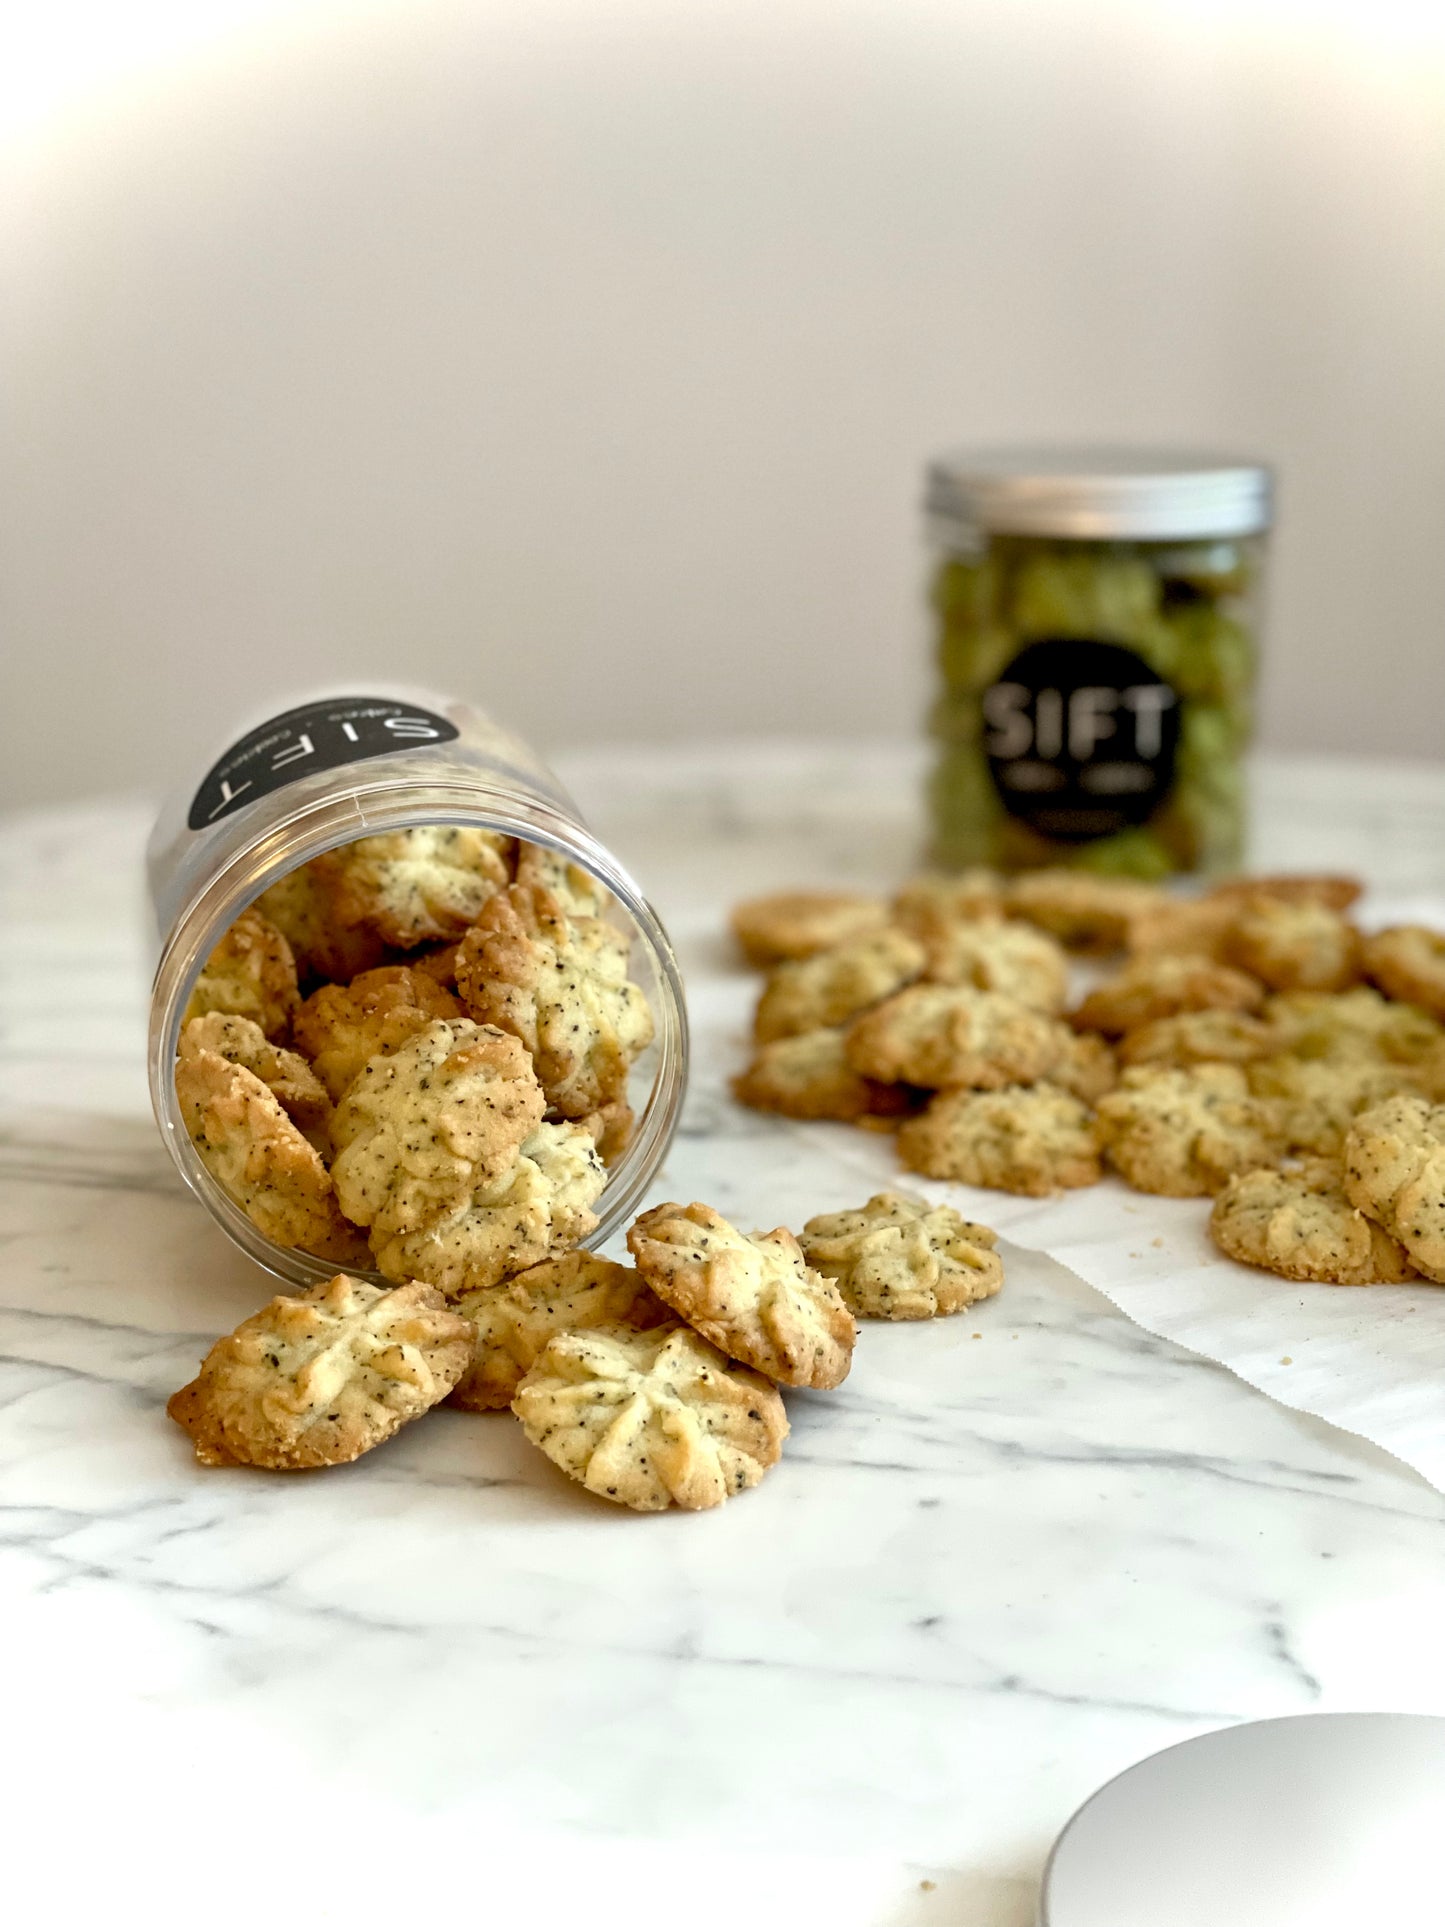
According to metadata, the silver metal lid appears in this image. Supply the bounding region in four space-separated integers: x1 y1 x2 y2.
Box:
926 446 1273 542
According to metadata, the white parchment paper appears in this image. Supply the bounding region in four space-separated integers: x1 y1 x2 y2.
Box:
956 1179 1445 1492
690 890 1445 1495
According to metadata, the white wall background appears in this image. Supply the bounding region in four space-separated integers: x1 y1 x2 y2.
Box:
4 0 1443 809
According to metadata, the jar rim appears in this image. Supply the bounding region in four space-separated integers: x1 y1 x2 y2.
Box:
926 446 1273 541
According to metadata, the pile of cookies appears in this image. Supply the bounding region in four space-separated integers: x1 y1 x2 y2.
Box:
168 1188 1005 1509
731 872 1445 1288
175 827 652 1286
169 824 1010 1512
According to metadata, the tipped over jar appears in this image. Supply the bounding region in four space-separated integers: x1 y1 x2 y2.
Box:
924 450 1273 879
146 688 688 1290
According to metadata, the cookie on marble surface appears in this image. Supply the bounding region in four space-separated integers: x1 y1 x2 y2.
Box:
798 1191 1003 1320
1116 1008 1275 1071
451 1251 666 1410
1344 1094 1445 1283
920 916 1069 1015
330 1019 544 1240
174 1047 369 1264
1006 870 1163 951
329 826 514 948
457 883 653 1119
292 964 464 1101
1362 925 1445 1021
256 859 390 985
1093 1064 1282 1198
183 906 299 1041
179 1013 331 1137
1223 900 1362 994
732 1027 919 1124
845 985 1065 1091
753 927 925 1043
628 1201 856 1389
1210 1159 1418 1286
1071 952 1265 1037
513 1321 788 1512
1246 1054 1425 1158
897 1084 1101 1196
730 890 889 967
168 1274 470 1468
371 1122 607 1295
891 869 1007 938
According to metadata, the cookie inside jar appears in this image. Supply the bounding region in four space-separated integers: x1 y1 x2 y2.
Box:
166 826 671 1292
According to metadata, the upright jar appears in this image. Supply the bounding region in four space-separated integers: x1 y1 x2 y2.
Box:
147 686 688 1286
924 450 1273 878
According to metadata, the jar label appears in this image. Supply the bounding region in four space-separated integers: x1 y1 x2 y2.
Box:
982 638 1180 842
187 696 459 830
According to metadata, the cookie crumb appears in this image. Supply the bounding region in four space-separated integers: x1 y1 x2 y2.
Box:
919 1878 936 1893
1280 1355 1293 1365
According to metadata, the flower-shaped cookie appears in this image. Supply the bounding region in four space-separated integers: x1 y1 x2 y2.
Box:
513 1321 788 1511
1211 1159 1417 1286
1071 953 1265 1037
168 1275 471 1467
730 890 888 967
1362 926 1445 1021
293 964 464 1101
798 1191 1003 1320
898 1084 1101 1195
1344 1095 1445 1283
183 906 299 1040
371 1121 607 1295
1094 1064 1282 1197
451 1252 666 1410
1224 901 1362 994
256 861 390 984
628 1201 855 1388
920 916 1069 1014
845 985 1065 1091
752 928 925 1044
175 1046 368 1264
457 883 653 1118
179 1013 331 1137
330 826 514 947
732 1027 918 1124
329 1019 545 1240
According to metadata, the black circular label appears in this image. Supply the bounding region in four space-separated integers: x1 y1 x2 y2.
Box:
187 696 459 831
982 638 1180 842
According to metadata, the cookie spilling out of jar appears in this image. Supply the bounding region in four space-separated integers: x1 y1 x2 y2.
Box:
923 449 1272 879
174 828 655 1287
166 1185 1009 1510
730 872 1445 1289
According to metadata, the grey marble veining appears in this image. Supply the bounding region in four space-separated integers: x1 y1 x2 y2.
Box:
3 749 1445 1927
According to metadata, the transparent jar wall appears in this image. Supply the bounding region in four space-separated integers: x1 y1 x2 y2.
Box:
148 686 688 1287
925 532 1269 879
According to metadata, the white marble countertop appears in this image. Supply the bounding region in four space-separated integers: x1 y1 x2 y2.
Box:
5 746 1445 1927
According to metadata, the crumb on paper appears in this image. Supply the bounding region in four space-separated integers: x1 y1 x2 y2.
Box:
971 1331 982 1340
919 1879 936 1893
1281 1355 1293 1365
1151 1236 1164 1248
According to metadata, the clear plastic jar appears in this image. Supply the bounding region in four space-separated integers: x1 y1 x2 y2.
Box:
924 450 1274 879
147 686 688 1286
